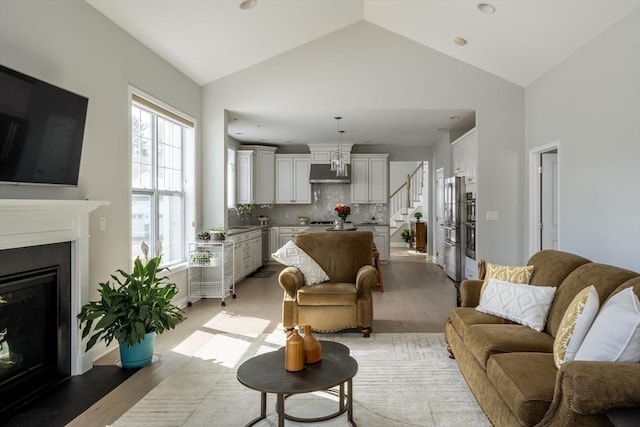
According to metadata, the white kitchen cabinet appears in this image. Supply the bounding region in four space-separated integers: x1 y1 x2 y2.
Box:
359 225 390 262
451 128 477 184
465 132 477 185
308 143 352 165
373 226 390 261
233 235 249 282
232 229 262 283
236 146 276 205
351 154 389 204
275 154 311 204
270 227 280 254
277 226 309 247
236 150 253 205
250 235 262 271
452 141 466 177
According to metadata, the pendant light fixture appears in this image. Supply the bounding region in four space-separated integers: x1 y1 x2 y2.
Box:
336 130 348 177
331 116 345 175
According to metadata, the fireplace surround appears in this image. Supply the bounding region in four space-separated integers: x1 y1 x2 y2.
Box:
0 242 72 414
0 199 108 385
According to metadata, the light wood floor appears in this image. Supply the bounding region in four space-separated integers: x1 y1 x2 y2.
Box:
68 248 457 427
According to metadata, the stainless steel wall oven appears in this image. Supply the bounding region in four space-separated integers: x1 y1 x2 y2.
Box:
464 192 476 259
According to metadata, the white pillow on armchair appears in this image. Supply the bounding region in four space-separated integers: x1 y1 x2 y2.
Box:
271 240 330 285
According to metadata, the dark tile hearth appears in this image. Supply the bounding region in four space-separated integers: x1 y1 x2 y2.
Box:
1 366 137 427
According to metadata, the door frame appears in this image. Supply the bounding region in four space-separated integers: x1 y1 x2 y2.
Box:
434 167 445 265
528 141 560 258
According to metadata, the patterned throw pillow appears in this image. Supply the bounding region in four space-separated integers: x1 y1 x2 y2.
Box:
271 240 330 285
476 278 557 332
481 263 534 295
574 287 640 362
553 285 600 368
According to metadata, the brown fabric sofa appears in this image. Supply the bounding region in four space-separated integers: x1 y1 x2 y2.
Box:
278 231 377 337
445 249 640 426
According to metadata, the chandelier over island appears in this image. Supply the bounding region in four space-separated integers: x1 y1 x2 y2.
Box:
331 116 348 177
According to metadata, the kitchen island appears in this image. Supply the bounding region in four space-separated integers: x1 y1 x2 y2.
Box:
262 223 389 262
227 222 390 264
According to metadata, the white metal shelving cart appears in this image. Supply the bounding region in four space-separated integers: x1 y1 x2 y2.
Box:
187 241 235 306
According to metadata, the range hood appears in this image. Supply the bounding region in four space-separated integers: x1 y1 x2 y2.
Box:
309 163 351 184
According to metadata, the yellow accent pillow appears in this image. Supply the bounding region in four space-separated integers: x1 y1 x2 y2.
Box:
481 263 534 294
553 285 600 368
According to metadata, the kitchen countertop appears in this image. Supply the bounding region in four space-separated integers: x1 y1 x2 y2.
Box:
227 223 389 235
226 225 263 236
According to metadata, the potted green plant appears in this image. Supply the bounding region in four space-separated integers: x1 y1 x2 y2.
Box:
197 230 211 241
413 211 423 222
401 228 414 248
77 243 184 368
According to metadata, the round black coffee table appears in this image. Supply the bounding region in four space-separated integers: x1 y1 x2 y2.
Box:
237 341 358 427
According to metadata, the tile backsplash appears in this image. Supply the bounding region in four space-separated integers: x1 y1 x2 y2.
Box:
252 184 387 225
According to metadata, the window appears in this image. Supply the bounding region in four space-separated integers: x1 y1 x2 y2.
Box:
131 93 194 266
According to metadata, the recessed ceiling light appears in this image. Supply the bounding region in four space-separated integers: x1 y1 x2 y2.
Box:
454 37 467 47
477 3 496 14
240 0 257 10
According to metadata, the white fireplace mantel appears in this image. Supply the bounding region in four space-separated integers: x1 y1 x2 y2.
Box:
0 199 109 375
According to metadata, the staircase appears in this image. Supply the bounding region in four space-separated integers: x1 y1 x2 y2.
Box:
389 162 426 239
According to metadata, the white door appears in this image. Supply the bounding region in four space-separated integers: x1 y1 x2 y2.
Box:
541 152 559 249
435 167 445 267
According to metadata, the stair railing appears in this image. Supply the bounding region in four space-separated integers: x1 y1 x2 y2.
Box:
389 162 424 221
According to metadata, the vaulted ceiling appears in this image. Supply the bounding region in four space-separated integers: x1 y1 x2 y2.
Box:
86 0 640 147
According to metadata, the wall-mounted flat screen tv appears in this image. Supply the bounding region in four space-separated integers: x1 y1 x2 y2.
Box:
0 64 88 186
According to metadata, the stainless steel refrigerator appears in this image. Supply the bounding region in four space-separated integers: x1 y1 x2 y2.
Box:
443 176 464 282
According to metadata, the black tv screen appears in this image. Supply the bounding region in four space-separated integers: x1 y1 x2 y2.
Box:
0 64 88 186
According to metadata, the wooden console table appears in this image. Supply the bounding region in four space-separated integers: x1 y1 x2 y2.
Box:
412 221 426 253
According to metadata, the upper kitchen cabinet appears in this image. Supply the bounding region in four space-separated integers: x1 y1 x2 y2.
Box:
451 128 477 185
237 145 277 205
275 154 311 204
351 154 389 204
308 143 353 165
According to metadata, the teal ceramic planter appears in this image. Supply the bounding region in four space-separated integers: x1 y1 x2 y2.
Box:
119 332 156 368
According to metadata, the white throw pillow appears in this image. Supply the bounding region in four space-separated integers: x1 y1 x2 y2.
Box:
553 285 600 368
476 278 557 332
271 240 330 285
574 287 640 362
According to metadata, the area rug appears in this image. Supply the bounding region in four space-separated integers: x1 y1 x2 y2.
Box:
111 333 489 426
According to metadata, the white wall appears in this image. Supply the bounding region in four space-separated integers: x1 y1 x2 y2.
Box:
0 1 201 303
202 21 525 265
390 161 421 191
525 8 640 271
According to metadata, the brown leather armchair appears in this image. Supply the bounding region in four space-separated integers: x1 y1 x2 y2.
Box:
278 231 377 337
